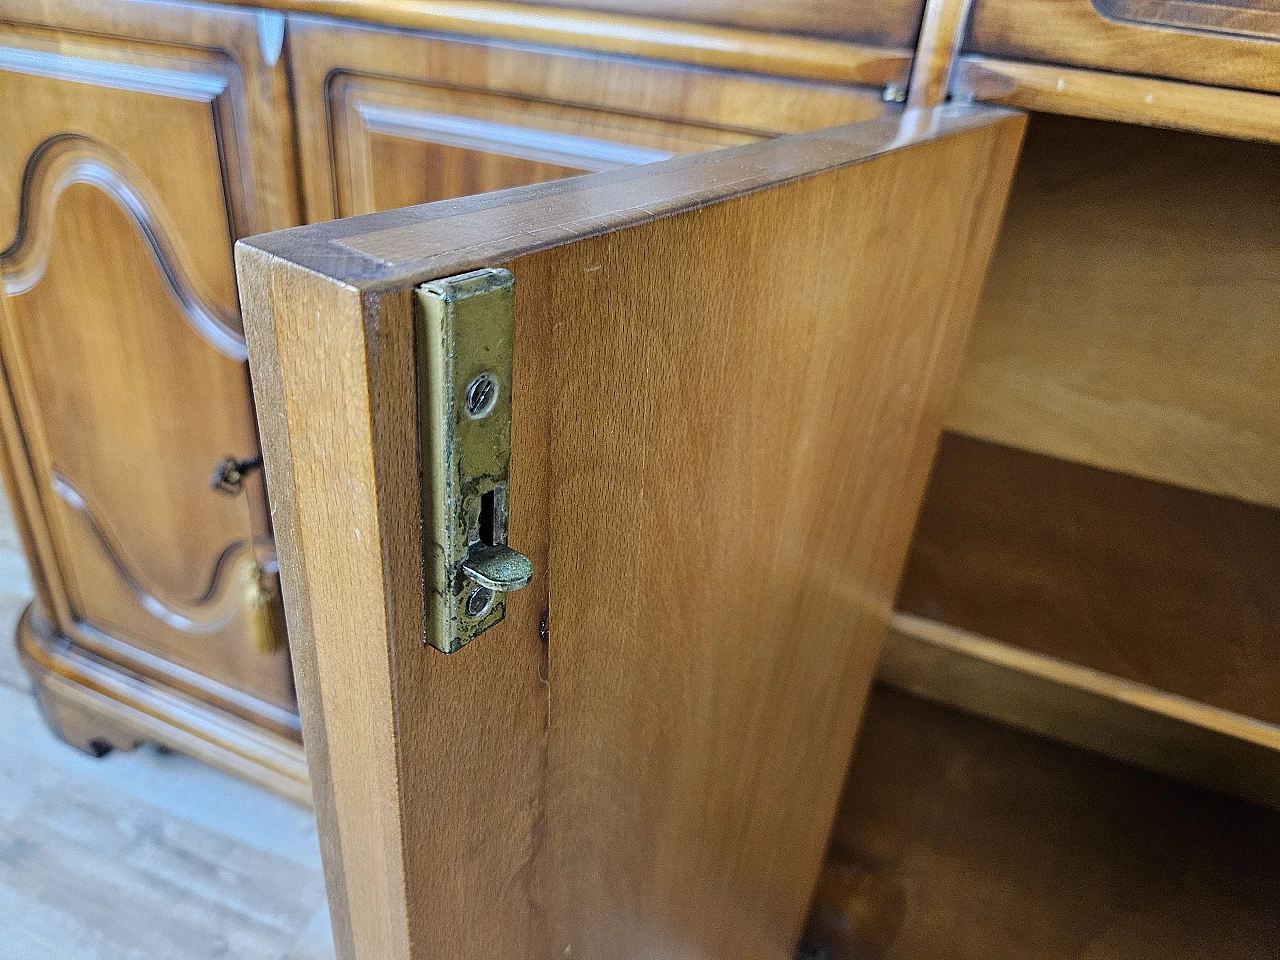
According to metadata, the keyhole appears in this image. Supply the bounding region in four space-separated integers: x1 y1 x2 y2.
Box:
479 488 497 547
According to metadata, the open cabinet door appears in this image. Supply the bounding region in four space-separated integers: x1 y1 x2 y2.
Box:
236 104 1024 960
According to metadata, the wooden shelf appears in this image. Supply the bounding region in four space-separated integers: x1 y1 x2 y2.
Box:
879 611 1280 810
899 434 1280 729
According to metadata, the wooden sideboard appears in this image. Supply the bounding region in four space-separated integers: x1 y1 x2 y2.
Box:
0 0 905 801
0 0 308 797
3 0 1279 955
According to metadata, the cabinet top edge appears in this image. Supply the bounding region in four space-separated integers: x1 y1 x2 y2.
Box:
236 104 1024 295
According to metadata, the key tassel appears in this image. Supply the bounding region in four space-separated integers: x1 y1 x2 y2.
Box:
244 561 286 655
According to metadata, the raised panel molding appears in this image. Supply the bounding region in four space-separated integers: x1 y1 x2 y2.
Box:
336 82 718 215
51 471 268 636
0 166 290 720
356 101 679 171
1097 0 1280 42
327 71 769 216
0 0 304 776
0 37 261 247
0 44 229 99
1 134 246 360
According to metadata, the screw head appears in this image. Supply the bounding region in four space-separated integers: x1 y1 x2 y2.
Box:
882 82 907 103
465 585 494 618
465 373 499 419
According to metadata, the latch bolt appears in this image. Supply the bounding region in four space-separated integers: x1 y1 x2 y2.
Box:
417 268 532 654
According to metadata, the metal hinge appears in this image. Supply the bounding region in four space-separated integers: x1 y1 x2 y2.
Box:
416 268 532 655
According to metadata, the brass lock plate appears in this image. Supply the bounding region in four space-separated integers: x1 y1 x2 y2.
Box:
416 268 532 655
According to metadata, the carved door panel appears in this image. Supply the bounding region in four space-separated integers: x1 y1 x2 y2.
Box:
0 0 301 725
287 16 897 221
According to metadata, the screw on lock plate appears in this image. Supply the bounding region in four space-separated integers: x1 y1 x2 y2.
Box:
417 268 532 655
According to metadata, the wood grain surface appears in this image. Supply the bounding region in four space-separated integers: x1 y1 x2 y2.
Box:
0 639 330 960
242 0 914 85
947 114 1280 509
488 0 927 47
907 0 976 107
17 606 310 802
965 0 1280 94
805 687 1280 960
0 0 302 738
239 105 1025 960
1098 0 1280 41
955 57 1280 144
880 612 1280 810
897 433 1280 727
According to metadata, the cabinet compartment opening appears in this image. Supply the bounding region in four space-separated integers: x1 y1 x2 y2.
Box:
891 111 1280 739
802 113 1280 960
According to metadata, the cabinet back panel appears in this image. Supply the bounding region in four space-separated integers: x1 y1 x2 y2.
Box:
947 113 1280 510
897 434 1280 728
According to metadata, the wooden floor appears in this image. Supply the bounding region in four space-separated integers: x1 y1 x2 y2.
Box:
0 493 336 960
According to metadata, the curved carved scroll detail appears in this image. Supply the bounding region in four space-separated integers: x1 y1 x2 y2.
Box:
0 134 247 361
51 470 275 635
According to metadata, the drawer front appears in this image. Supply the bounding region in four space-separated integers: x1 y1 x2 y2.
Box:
288 16 895 223
967 0 1280 94
500 0 926 49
